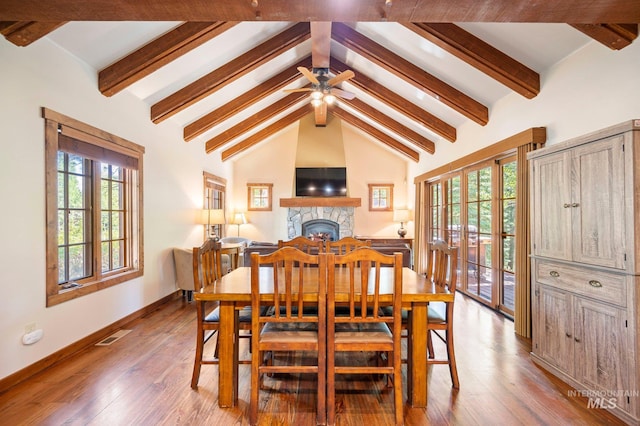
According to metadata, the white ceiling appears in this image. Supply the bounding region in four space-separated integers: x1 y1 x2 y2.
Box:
45 21 592 155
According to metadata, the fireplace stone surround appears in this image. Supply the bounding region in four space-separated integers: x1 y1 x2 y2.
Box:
287 206 354 240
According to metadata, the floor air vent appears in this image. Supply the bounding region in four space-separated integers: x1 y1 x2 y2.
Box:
95 329 132 346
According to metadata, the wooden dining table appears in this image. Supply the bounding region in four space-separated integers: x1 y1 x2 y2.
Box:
194 265 454 408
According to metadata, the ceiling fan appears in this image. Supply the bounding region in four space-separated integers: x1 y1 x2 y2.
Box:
285 67 355 105
284 22 356 126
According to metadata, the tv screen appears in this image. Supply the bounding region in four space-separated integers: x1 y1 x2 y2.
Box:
295 167 347 197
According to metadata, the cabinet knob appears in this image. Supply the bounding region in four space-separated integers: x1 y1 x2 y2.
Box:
565 332 572 338
563 203 571 208
549 270 560 278
571 203 580 207
588 280 602 288
574 337 581 343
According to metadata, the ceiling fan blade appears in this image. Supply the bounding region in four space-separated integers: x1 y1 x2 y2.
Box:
328 70 354 86
331 87 356 100
297 66 319 85
283 88 313 93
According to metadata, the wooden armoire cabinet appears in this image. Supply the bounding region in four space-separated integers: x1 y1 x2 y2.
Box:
529 120 640 424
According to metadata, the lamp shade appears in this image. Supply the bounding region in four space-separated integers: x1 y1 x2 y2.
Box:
199 209 210 225
232 212 247 225
393 209 410 222
208 209 226 225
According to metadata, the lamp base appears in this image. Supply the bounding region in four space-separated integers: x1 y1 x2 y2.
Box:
397 224 407 238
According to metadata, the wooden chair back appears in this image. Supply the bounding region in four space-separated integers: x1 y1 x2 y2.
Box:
192 239 223 291
249 247 326 425
277 236 324 267
277 235 324 253
426 239 458 293
325 236 371 255
327 248 404 426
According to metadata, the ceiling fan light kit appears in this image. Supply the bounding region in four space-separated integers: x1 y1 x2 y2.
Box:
285 66 356 106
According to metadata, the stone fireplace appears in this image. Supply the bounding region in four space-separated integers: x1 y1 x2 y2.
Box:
287 206 354 240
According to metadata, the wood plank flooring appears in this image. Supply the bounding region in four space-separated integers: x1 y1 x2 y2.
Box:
0 292 626 425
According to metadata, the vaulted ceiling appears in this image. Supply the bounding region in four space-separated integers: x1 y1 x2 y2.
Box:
1 1 638 162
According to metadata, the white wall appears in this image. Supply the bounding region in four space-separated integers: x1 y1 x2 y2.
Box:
410 39 640 176
230 115 411 242
0 37 230 379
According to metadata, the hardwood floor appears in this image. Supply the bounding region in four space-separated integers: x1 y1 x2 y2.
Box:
0 291 626 425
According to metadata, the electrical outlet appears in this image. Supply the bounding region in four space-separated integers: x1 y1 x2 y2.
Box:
25 322 36 334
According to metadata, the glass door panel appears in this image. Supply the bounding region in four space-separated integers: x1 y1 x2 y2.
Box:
465 167 492 302
500 159 517 315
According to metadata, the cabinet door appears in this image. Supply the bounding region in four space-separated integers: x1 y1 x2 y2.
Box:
536 284 574 374
532 152 572 260
574 297 629 411
571 135 626 269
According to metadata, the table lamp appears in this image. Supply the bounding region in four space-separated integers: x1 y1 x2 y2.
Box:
201 208 226 240
393 209 410 237
231 212 247 237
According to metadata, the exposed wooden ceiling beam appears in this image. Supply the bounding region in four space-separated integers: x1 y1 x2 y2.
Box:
330 58 456 142
310 21 331 126
150 22 310 124
99 21 237 97
571 23 638 49
184 56 312 141
0 21 65 46
221 106 311 161
310 21 331 68
205 92 308 153
404 23 540 99
2 1 638 22
331 23 489 126
314 101 328 127
338 97 436 154
332 107 420 162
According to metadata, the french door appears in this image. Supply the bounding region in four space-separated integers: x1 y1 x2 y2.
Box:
427 156 516 316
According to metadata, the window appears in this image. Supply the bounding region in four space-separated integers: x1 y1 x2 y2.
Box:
204 172 226 239
44 108 144 306
247 183 272 211
368 184 394 211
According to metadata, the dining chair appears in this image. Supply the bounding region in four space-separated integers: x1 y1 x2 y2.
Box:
325 236 370 255
425 239 460 389
278 235 324 254
327 248 404 426
191 239 253 389
249 248 327 426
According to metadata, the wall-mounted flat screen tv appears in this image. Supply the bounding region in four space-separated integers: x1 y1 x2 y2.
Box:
295 167 347 197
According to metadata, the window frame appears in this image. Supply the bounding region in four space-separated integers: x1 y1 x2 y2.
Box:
247 183 273 211
368 183 394 211
204 172 226 240
44 108 144 306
